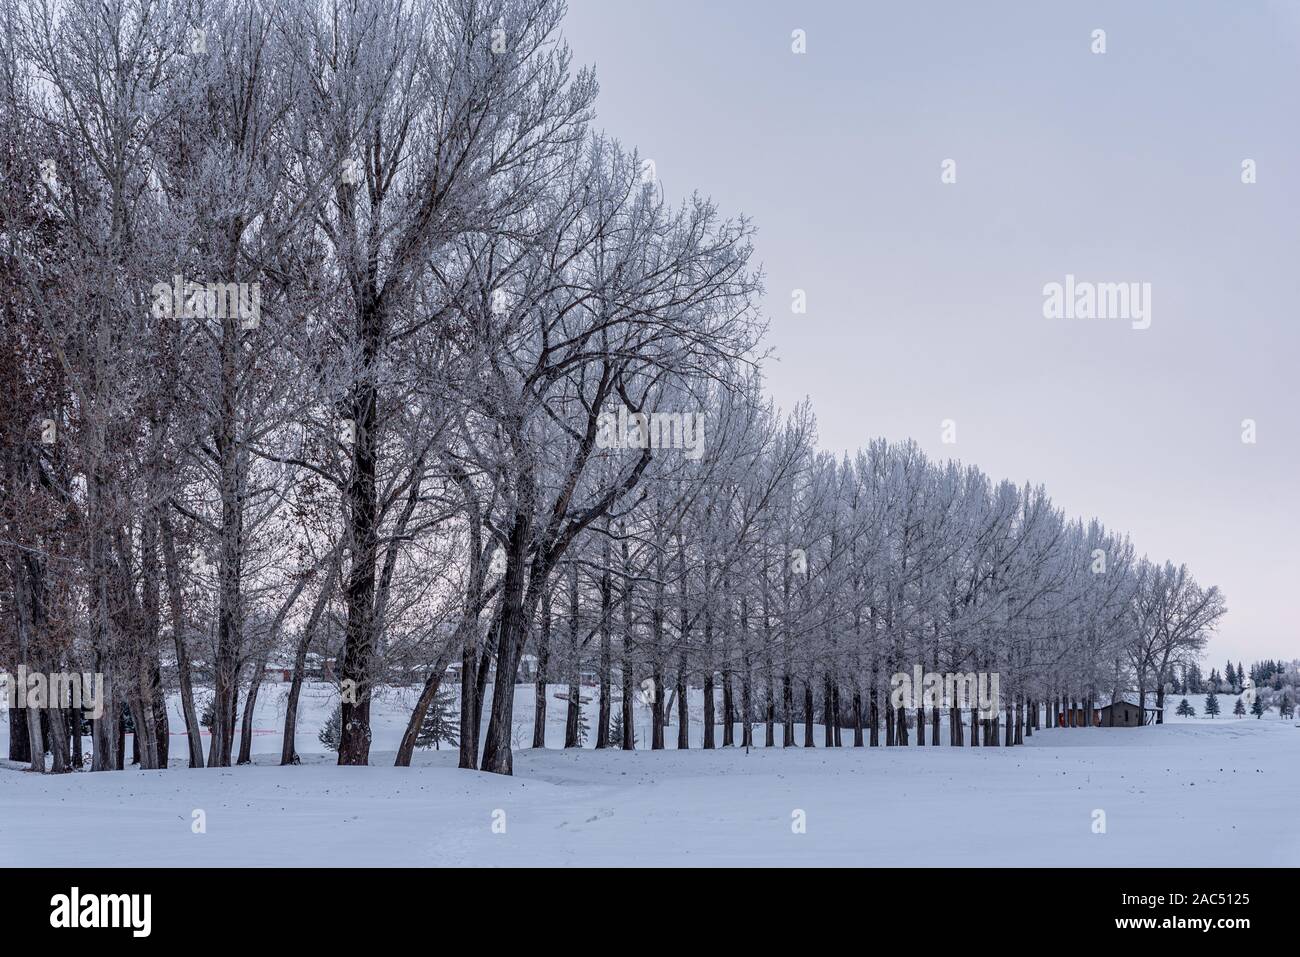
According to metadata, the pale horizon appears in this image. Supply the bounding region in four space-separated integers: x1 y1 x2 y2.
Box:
565 0 1300 665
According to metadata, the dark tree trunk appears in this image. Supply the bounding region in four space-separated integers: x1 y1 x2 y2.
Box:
869 670 880 747
677 659 690 750
739 595 752 749
564 561 581 748
621 532 638 751
336 293 385 767
782 671 794 747
70 708 83 769
477 516 547 775
722 672 735 747
115 706 126 770
620 651 635 752
395 665 446 767
833 685 842 747
703 671 716 749
160 513 203 768
823 677 834 747
9 705 30 763
596 537 612 750
532 586 551 749
149 657 168 768
803 680 815 747
852 689 864 747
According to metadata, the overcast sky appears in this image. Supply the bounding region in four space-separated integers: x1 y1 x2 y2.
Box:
563 0 1300 664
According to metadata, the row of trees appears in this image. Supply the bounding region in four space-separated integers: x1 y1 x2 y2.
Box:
1182 689 1293 719
1173 659 1296 700
1 0 1227 776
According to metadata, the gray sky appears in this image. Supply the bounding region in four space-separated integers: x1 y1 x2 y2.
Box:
563 0 1300 665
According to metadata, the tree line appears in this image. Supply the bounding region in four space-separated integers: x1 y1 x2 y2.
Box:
1 0 1226 775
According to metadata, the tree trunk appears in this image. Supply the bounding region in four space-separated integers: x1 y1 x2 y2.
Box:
8 707 30 763
677 657 690 750
722 671 735 747
740 595 752 749
395 663 447 767
702 596 715 749
159 513 203 767
621 535 638 751
824 677 834 747
532 585 551 749
782 671 794 747
596 537 612 750
852 689 864 747
10 553 46 772
279 557 336 766
564 561 581 748
803 679 815 747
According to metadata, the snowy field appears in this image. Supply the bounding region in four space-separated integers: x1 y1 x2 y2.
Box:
1 687 1296 866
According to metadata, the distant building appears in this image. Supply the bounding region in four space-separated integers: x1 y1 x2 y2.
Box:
1099 699 1153 727
517 654 539 683
1058 705 1101 727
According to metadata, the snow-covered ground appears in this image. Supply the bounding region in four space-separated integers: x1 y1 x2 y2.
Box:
1 685 1295 866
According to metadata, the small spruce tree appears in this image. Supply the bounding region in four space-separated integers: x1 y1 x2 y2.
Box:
1204 691 1220 718
1176 698 1195 718
609 709 636 749
1233 697 1246 718
1250 695 1265 719
416 687 460 751
319 704 342 752
576 706 590 746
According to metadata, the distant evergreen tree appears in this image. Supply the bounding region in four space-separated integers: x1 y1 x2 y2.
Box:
576 706 589 746
1225 662 1237 693
1176 698 1195 718
1237 662 1245 694
1279 693 1293 720
1205 691 1220 718
609 709 636 749
1233 697 1246 717
1250 695 1265 719
319 704 342 752
200 698 215 730
416 687 459 750
1207 668 1221 692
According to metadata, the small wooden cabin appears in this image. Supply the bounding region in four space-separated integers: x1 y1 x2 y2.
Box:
1098 700 1152 727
